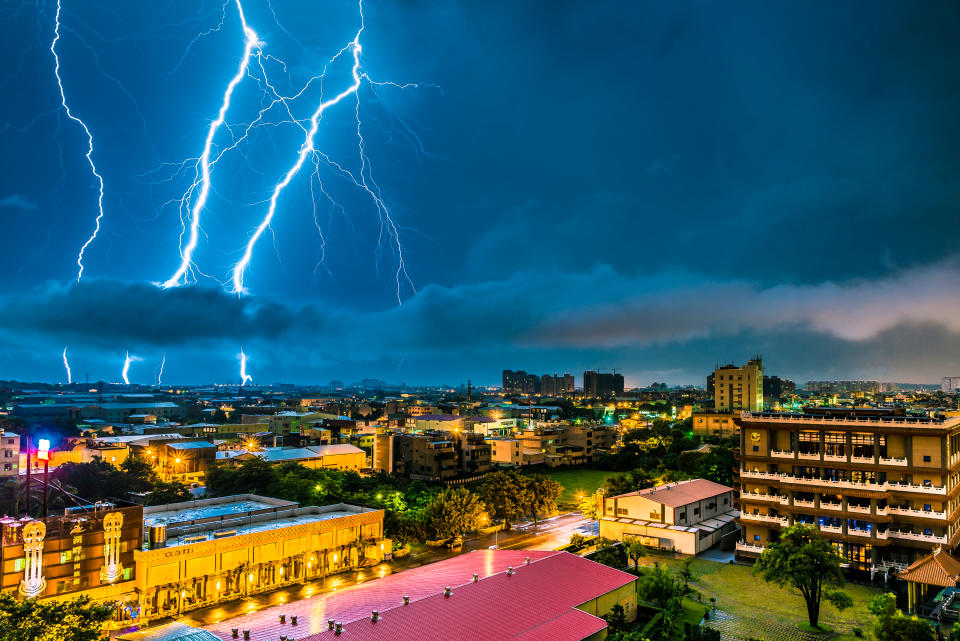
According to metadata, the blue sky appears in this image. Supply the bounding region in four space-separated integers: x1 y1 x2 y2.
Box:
0 1 958 386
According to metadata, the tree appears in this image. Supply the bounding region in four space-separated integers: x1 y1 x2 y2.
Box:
479 470 531 528
868 592 935 641
625 537 647 570
753 524 850 628
526 475 562 529
637 562 682 608
603 604 628 633
422 488 486 539
0 593 113 641
679 557 695 592
593 537 627 568
578 494 598 520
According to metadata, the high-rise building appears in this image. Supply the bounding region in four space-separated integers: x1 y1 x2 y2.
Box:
539 373 575 396
763 375 796 401
736 407 960 576
943 377 960 393
501 369 540 395
712 357 763 412
583 371 625 397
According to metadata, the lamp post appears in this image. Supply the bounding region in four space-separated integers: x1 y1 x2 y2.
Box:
37 439 50 518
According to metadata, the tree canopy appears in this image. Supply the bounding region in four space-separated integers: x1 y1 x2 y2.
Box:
0 593 113 641
867 593 935 641
753 524 851 628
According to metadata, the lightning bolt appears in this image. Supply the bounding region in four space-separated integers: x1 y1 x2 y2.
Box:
62 346 72 384
228 0 423 301
51 0 106 281
156 353 166 386
161 0 259 289
239 347 252 385
121 351 142 385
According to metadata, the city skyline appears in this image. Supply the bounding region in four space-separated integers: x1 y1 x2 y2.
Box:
2 1 959 385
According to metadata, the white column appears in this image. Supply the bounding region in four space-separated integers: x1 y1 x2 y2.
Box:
19 521 46 598
100 511 124 583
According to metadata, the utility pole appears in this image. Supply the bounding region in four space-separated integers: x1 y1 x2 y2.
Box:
23 435 31 517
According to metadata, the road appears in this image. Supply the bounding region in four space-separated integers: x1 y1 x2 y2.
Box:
148 512 594 633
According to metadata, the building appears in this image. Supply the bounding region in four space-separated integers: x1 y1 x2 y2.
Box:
488 438 545 467
711 357 763 412
222 444 366 472
501 370 540 395
943 377 960 393
763 375 796 401
692 411 739 438
136 495 387 623
736 408 960 573
0 502 143 624
70 402 185 423
514 425 616 467
413 414 464 432
540 373 575 396
0 430 20 478
373 431 492 482
200 550 638 641
583 371 625 397
132 440 217 483
599 479 738 555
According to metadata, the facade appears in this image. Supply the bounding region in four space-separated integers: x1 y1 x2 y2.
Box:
223 444 366 472
0 503 142 626
712 358 763 412
0 430 20 478
599 479 738 555
373 431 492 482
583 371 625 397
540 373 575 396
136 496 387 622
692 411 739 438
763 375 796 401
502 369 540 395
736 409 960 573
514 425 616 467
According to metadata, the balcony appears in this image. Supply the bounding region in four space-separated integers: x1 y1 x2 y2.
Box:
740 513 789 527
886 506 947 520
823 453 847 463
797 451 821 461
847 504 872 514
770 450 794 459
735 542 766 554
739 469 947 495
740 493 782 504
851 455 874 464
879 457 908 467
847 528 872 538
819 524 842 534
793 499 816 508
887 530 948 545
820 502 842 511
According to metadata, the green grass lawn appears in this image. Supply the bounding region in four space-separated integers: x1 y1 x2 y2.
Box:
538 468 613 507
640 553 879 641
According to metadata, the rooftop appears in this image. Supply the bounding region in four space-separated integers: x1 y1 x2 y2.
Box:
203 551 634 641
615 478 734 507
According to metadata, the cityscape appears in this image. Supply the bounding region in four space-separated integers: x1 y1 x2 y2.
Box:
0 1 958 641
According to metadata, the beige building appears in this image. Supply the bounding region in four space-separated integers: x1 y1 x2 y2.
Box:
712 357 763 412
737 408 960 574
223 444 366 472
488 438 545 467
692 411 739 438
0 430 20 478
599 479 738 555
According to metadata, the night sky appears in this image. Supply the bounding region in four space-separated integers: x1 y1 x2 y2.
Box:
0 1 958 386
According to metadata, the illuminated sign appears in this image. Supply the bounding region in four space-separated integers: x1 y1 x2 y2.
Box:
37 439 50 461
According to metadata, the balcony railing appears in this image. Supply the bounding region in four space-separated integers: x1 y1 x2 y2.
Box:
847 528 872 538
798 451 821 460
793 499 816 508
847 504 871 514
735 541 766 554
887 530 948 544
739 470 946 495
820 502 842 511
741 411 953 429
739 513 789 526
886 506 947 520
740 493 782 504
879 457 908 466
851 455 874 464
770 450 794 458
823 453 847 462
819 524 842 534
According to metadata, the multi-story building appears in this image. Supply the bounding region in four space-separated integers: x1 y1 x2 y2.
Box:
712 357 763 412
692 410 739 438
373 431 491 482
514 425 616 467
600 479 738 555
0 495 387 629
0 429 20 478
763 375 796 402
539 373 575 396
502 370 540 395
736 408 960 573
583 371 625 398
943 377 960 394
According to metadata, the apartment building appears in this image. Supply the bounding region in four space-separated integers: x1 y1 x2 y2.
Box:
373 431 492 482
736 408 960 573
515 425 616 467
692 411 738 438
710 357 763 412
0 430 20 477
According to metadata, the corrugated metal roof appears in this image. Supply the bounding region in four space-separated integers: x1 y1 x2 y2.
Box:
204 551 633 641
167 441 215 450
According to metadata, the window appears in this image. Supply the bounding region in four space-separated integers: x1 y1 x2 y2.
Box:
649 511 661 519
60 551 72 564
923 479 932 487
752 446 759 452
616 508 628 516
923 455 931 463
678 512 686 520
14 558 24 572
123 567 132 580
924 504 932 511
3 464 10 471
693 507 700 515
723 497 729 505
924 528 933 536
3 450 10 458
754 534 760 541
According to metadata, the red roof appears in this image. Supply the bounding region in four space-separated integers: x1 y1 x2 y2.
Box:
615 478 733 507
205 551 634 641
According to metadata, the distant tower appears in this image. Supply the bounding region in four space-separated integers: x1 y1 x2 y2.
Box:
467 379 472 401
